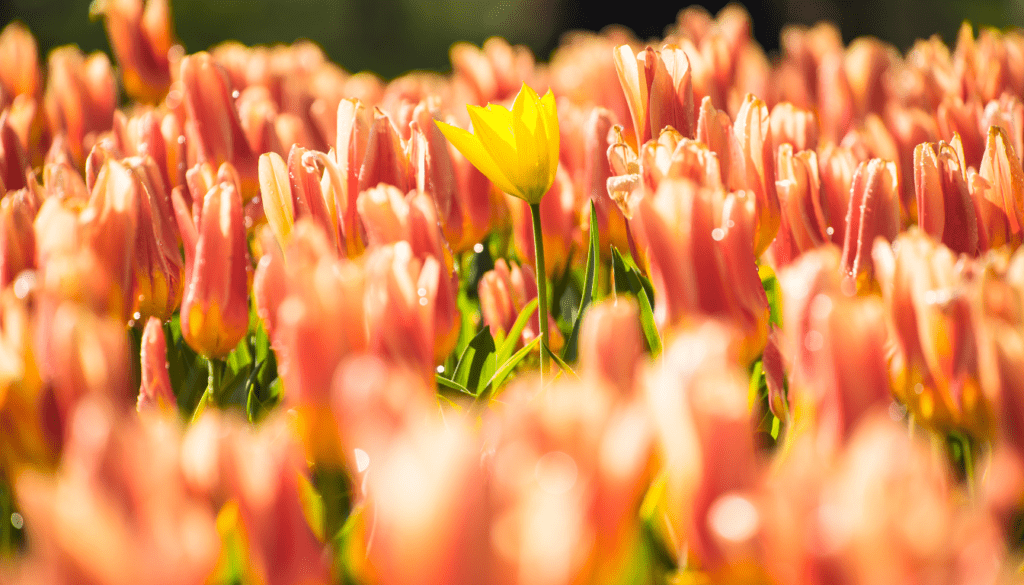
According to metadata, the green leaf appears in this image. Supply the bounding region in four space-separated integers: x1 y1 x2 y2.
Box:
545 343 580 380
484 336 541 397
611 246 662 356
563 201 600 363
495 297 538 367
451 326 497 395
436 374 473 396
759 263 782 328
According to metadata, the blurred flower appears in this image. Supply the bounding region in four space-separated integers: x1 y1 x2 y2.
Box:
876 230 994 439
180 181 249 359
43 47 117 168
769 102 819 153
769 144 828 267
17 399 220 585
137 316 176 413
0 22 41 104
358 107 412 194
778 246 893 448
436 83 559 205
578 299 644 396
0 188 37 289
180 52 257 197
125 155 184 322
93 0 175 103
633 179 768 362
478 258 563 353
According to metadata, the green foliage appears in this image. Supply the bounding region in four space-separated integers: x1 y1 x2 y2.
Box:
611 246 661 356
563 201 600 363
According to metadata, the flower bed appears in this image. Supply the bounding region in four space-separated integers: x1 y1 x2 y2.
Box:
1 2 1024 583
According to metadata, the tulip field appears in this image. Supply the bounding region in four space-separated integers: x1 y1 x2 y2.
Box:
4 1 1024 583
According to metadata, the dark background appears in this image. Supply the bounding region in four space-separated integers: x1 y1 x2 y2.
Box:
0 0 1022 79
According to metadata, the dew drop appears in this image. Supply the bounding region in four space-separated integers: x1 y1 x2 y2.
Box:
826 226 835 236
10 513 23 530
708 493 759 543
177 135 186 145
419 297 428 306
711 227 725 241
473 243 484 254
354 448 370 473
13 271 36 299
133 312 142 321
417 288 427 297
231 89 240 99
914 383 924 395
436 365 445 374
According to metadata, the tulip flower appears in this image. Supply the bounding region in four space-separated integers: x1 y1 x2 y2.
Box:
137 316 176 413
436 83 559 373
180 181 249 363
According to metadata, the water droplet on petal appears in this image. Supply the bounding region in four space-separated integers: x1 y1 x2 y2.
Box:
436 365 445 374
826 226 835 236
13 271 36 299
177 135 186 145
708 493 759 543
711 227 725 241
10 513 23 530
231 89 240 99
417 288 427 297
419 297 428 306
354 448 370 473
473 243 484 254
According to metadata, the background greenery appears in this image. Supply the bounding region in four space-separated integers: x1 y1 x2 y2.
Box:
0 0 1022 79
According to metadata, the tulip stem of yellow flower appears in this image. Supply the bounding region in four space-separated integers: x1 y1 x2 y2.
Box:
531 202 549 380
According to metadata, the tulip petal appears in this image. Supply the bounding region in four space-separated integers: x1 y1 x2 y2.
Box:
435 120 520 198
540 89 560 193
512 83 547 201
467 104 523 195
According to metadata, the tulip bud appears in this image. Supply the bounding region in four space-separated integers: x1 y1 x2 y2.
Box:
0 22 41 102
93 0 174 103
879 231 993 439
914 141 978 255
769 102 819 153
44 47 117 167
137 316 176 412
778 246 892 447
772 144 827 265
409 101 465 249
180 181 249 359
180 52 257 196
977 125 1024 248
0 111 29 191
614 44 695 148
840 159 900 292
729 94 780 256
126 155 185 322
359 108 412 194
0 188 36 288
334 98 370 256
634 179 768 362
578 299 643 395
695 96 732 185
257 151 294 248
81 158 140 321
478 258 563 352
936 96 984 168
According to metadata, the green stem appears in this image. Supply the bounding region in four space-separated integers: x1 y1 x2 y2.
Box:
530 202 549 380
207 357 225 407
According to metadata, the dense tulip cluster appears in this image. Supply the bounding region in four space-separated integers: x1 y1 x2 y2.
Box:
4 1 1024 583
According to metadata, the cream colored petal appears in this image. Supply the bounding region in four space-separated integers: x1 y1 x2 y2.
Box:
435 120 521 198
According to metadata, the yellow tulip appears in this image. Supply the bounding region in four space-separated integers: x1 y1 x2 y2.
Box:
435 83 559 205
